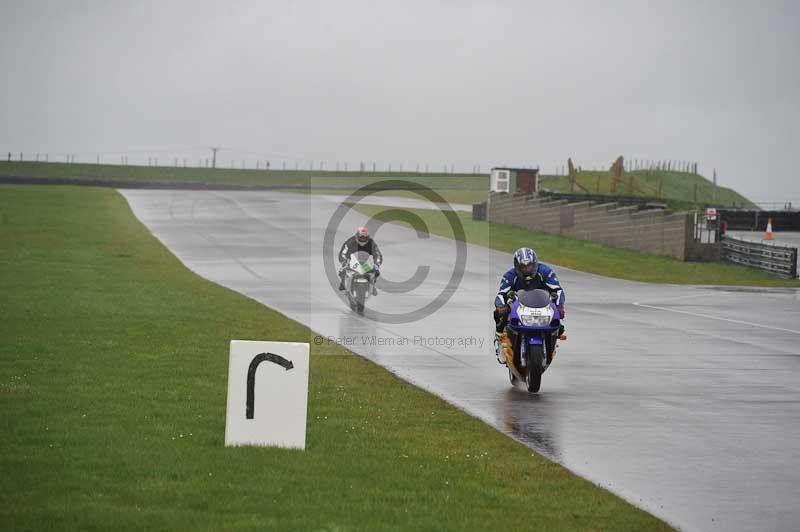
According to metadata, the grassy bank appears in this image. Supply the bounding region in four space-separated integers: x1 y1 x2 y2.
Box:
0 184 671 531
539 170 756 209
353 204 800 287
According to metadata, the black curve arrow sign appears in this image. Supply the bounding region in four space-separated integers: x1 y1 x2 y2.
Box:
246 352 294 419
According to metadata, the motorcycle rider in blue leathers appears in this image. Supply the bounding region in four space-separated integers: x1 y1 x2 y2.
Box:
493 247 566 364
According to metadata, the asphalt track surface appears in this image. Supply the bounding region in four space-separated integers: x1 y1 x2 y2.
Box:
122 190 800 532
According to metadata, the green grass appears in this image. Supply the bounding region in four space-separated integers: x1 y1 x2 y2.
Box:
539 170 756 209
0 184 672 531
353 204 800 287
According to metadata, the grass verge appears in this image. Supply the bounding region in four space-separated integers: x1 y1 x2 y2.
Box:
352 204 800 287
0 184 671 531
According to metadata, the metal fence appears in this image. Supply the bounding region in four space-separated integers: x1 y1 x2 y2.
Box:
2 151 490 174
472 201 487 221
721 236 798 279
693 213 720 244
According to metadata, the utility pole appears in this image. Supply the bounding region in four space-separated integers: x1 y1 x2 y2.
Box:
712 169 718 206
210 147 219 169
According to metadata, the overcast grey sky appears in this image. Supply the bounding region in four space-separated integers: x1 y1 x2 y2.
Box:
1 0 798 202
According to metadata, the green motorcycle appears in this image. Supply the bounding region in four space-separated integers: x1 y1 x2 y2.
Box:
344 251 376 314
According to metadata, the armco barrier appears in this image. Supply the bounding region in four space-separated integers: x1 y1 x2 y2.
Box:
721 236 798 278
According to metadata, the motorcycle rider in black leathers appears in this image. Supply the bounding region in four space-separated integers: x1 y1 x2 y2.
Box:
338 226 383 296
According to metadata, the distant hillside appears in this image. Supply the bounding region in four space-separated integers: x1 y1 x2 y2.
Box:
539 170 756 209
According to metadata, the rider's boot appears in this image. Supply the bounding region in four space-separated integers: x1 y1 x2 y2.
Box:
372 285 378 296
494 331 507 365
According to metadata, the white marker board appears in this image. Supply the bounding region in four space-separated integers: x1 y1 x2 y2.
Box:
225 340 309 449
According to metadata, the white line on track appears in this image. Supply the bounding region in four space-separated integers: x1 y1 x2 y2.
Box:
631 301 800 335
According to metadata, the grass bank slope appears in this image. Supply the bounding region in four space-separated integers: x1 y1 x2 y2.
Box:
0 185 671 531
539 170 756 209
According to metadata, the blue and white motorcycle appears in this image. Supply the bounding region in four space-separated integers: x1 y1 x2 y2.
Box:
499 289 564 393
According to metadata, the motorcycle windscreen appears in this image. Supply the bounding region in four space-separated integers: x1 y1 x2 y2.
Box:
517 288 551 308
349 251 374 272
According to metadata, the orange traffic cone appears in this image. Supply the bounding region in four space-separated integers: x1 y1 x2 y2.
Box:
765 218 774 241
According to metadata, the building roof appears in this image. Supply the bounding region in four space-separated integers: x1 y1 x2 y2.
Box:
491 167 539 172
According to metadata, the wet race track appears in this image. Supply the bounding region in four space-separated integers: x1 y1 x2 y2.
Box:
122 190 800 532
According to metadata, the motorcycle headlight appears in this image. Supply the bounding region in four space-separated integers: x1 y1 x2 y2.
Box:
518 304 554 327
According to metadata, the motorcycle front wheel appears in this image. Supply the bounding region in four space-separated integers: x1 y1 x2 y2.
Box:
354 285 366 314
526 344 545 393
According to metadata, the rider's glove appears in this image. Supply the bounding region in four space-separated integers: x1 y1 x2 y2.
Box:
557 306 565 319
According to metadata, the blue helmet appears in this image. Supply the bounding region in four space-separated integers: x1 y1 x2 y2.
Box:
513 247 538 282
